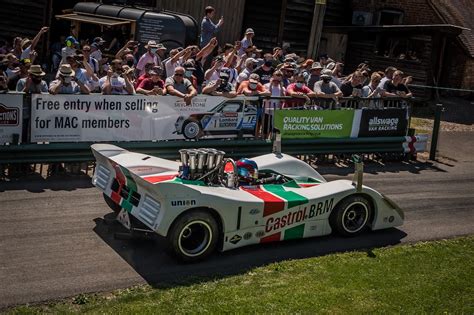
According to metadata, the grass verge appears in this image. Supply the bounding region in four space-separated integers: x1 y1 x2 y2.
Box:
8 236 474 314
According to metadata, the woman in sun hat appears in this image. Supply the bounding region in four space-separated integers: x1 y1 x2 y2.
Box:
49 64 89 95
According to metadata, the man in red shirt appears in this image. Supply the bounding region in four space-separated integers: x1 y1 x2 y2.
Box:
136 69 165 95
284 73 315 108
134 61 159 88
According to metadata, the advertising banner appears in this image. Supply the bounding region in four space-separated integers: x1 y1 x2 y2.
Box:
358 108 408 137
0 94 23 144
274 110 355 139
31 95 258 142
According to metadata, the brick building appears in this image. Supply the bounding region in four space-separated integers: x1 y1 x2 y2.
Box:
322 0 473 96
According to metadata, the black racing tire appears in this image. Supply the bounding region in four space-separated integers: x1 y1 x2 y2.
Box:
103 193 122 214
167 210 219 262
330 195 372 237
182 120 203 140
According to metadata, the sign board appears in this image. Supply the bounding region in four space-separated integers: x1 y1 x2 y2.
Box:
0 94 23 144
137 17 164 44
358 108 408 137
30 95 258 142
274 110 355 139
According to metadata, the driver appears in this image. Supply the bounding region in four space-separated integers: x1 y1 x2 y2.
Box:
236 158 258 186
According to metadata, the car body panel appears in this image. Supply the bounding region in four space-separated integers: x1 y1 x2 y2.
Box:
91 144 404 252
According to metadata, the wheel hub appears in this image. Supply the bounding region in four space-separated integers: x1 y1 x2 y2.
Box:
178 221 212 256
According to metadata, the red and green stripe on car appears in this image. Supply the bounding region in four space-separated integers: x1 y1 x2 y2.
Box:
241 184 311 242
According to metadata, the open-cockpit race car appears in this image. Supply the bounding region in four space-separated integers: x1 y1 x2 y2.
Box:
91 143 404 262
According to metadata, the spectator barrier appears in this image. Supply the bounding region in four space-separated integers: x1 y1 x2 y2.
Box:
0 93 425 164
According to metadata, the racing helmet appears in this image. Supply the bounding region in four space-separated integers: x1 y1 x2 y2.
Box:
237 158 258 182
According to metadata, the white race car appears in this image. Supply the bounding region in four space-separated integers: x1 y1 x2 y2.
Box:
91 144 403 262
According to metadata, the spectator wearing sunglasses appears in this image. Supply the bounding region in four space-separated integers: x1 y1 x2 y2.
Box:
82 45 99 75
16 64 48 93
165 66 197 104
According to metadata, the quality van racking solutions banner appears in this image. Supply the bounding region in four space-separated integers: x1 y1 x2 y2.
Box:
274 108 408 139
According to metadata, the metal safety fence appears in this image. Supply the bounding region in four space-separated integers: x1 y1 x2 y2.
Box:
0 94 419 175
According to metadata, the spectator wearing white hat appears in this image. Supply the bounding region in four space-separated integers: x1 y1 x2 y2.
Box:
238 28 255 56
49 64 89 95
136 40 161 76
16 64 48 93
307 62 323 91
236 57 258 85
313 69 342 98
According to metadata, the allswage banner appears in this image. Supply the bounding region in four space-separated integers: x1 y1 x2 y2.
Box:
358 108 408 137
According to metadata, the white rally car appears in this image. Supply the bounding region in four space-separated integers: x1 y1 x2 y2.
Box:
174 99 258 140
91 144 403 262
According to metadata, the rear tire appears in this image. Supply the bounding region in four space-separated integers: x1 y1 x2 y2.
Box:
330 195 372 236
103 193 122 214
167 210 219 262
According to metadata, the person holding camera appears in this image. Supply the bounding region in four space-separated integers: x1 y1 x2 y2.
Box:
49 64 89 95
202 70 237 98
100 59 134 95
200 6 223 48
16 64 48 94
136 68 165 96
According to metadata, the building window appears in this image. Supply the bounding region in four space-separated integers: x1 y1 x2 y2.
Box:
377 9 404 25
375 36 425 62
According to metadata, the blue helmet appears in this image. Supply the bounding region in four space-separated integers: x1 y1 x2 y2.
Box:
237 158 258 181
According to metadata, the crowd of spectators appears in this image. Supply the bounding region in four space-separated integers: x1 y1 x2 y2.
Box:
0 5 413 107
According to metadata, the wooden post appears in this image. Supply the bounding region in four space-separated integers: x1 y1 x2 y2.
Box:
307 0 326 59
277 0 287 45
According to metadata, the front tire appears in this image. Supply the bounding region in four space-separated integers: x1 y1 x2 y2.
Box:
330 195 372 236
182 120 202 140
103 193 122 214
167 210 219 262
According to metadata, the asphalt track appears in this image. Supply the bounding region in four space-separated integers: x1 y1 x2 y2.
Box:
0 131 473 308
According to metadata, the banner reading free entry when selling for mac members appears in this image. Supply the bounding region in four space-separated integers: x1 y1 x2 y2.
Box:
274 110 355 139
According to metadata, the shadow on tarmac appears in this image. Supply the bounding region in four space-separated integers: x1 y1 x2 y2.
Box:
93 212 407 288
317 159 448 177
0 173 93 192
